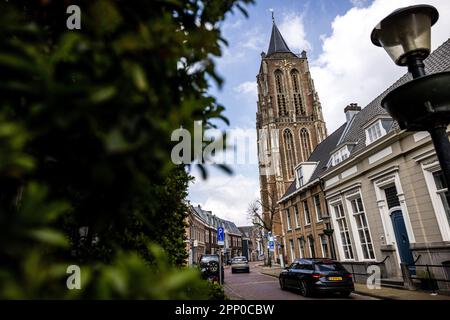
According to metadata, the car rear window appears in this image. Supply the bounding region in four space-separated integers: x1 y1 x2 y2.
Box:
201 256 219 263
314 262 346 272
232 258 247 263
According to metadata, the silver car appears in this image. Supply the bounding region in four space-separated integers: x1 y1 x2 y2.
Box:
231 256 250 273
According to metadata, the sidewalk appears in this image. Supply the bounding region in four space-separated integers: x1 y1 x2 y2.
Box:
259 267 450 300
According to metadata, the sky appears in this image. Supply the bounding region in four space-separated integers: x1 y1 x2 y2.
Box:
187 0 450 227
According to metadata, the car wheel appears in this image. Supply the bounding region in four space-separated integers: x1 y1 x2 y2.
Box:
299 280 311 297
279 278 286 290
231 269 235 274
339 291 352 298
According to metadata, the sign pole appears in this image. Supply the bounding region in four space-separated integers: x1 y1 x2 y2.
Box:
217 226 225 285
219 245 223 285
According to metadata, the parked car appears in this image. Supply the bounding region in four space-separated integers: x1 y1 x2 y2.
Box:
231 256 250 273
199 254 224 284
279 258 354 297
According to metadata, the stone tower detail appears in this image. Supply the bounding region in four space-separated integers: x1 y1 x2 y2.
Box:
256 20 327 254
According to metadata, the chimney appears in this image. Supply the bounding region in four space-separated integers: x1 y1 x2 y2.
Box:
344 103 361 123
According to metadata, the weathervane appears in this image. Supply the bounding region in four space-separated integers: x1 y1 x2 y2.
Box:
269 8 275 23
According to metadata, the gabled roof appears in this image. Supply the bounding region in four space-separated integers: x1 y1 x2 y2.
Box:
190 205 242 236
279 37 450 202
331 38 450 161
267 22 292 56
280 123 347 201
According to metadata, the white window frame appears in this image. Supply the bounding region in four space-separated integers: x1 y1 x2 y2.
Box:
314 194 323 222
289 239 295 262
319 234 328 258
308 236 315 258
303 200 311 226
298 166 304 186
329 200 355 261
297 238 304 259
422 161 450 241
286 209 292 231
345 191 376 261
294 204 300 228
331 146 350 166
365 120 387 145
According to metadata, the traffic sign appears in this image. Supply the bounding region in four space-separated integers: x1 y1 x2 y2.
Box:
217 226 225 246
269 240 274 252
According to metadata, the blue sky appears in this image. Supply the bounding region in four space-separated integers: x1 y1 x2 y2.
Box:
188 0 450 226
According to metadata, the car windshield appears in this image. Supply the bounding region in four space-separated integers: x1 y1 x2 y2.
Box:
232 257 247 263
200 256 219 263
315 262 346 272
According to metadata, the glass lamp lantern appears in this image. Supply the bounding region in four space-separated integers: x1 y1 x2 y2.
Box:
371 5 439 66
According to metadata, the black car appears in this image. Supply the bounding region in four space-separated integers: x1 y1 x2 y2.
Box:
199 254 224 284
279 258 354 297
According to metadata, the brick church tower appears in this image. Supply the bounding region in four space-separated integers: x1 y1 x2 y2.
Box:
256 19 327 259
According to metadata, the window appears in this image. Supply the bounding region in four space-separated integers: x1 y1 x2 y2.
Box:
320 234 328 258
300 128 312 160
333 203 354 260
275 70 288 116
314 194 323 221
297 166 304 186
297 238 304 258
308 236 315 258
294 205 300 228
289 239 295 262
291 70 305 116
303 200 311 225
349 196 375 260
331 146 350 166
283 129 296 178
433 171 450 227
365 120 385 144
286 209 292 231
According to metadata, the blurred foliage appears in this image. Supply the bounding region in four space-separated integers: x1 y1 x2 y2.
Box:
0 0 253 299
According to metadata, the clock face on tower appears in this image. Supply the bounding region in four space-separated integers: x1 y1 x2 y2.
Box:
275 59 294 72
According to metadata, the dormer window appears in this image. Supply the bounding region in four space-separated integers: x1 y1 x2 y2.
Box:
331 146 350 166
364 118 391 145
297 166 304 186
295 162 318 188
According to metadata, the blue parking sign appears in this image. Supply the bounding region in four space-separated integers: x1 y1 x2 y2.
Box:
269 240 274 252
217 227 225 245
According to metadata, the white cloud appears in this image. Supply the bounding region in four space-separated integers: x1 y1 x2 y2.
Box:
189 172 259 226
279 12 311 53
311 0 450 133
234 81 257 96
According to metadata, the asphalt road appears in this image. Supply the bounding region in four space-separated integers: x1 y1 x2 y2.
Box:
223 262 377 300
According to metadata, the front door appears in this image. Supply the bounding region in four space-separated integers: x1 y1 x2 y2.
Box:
390 210 415 274
384 185 415 274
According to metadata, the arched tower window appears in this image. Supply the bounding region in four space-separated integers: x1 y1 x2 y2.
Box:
291 69 305 116
300 128 312 159
275 70 288 117
283 129 296 177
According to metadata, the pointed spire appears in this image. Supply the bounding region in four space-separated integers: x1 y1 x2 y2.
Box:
267 16 292 56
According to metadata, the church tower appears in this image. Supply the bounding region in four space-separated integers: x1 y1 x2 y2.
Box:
256 18 327 252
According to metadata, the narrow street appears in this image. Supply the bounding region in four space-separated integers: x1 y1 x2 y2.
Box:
223 262 378 300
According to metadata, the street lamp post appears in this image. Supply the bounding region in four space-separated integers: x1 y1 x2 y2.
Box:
371 5 450 187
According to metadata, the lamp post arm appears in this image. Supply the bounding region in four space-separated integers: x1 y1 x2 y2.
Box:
407 56 427 79
428 126 450 188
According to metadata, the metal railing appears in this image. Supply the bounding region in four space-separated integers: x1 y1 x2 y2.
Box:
407 256 450 292
341 256 390 283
